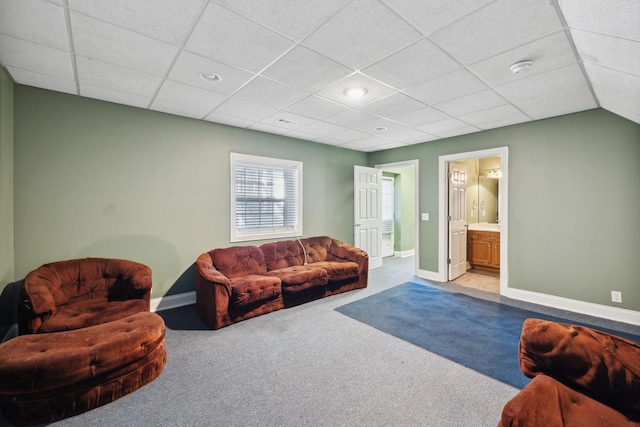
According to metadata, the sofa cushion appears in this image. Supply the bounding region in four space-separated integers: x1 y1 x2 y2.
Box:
266 266 327 294
230 275 281 308
312 261 359 282
210 246 267 279
499 374 636 427
519 318 640 419
38 298 149 333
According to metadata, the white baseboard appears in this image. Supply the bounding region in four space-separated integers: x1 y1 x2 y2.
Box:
416 268 441 282
394 249 415 258
151 291 196 312
504 287 640 326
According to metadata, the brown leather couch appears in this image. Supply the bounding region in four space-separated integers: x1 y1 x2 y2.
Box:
498 318 640 427
19 258 152 334
196 236 368 329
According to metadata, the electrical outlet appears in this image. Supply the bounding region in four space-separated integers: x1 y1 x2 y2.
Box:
611 291 622 303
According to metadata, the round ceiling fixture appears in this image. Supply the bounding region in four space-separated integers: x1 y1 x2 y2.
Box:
199 72 221 82
344 87 368 99
510 60 534 74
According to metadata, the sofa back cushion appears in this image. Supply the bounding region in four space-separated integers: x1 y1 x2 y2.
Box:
209 246 267 278
260 240 305 270
301 236 335 263
23 258 147 314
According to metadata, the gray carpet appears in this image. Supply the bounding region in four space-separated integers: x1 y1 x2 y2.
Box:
4 256 636 427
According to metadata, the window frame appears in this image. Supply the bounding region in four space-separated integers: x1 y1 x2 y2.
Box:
230 152 303 242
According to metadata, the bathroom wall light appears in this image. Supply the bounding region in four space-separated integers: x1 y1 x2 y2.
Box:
510 60 533 74
344 87 367 99
486 168 502 179
199 72 221 82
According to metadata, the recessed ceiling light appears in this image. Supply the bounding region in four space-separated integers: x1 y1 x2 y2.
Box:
199 72 221 82
344 87 368 99
510 60 534 74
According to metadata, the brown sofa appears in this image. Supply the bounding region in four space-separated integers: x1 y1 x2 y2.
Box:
498 318 640 427
0 311 166 426
19 258 152 334
196 236 368 329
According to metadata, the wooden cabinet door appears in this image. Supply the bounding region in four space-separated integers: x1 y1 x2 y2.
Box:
470 238 491 265
490 242 500 267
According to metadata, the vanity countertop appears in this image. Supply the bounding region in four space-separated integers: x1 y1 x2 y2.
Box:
468 223 500 232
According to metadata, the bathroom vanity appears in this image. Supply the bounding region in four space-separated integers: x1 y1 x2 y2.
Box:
467 225 500 272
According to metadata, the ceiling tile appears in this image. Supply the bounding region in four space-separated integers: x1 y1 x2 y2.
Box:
259 112 318 131
430 0 564 65
469 32 579 87
1 0 69 50
262 46 352 92
405 69 487 105
416 117 471 134
328 128 372 142
211 0 352 41
212 98 277 122
584 63 640 115
363 39 460 89
458 104 529 129
392 106 451 127
381 128 435 142
360 93 429 119
558 0 640 41
67 0 205 45
185 2 294 73
1 36 74 80
247 122 291 136
150 100 210 120
496 64 588 103
283 96 349 120
515 85 597 120
6 67 76 94
382 0 495 35
434 90 506 117
154 80 227 111
570 30 640 76
203 112 253 128
323 109 380 128
283 129 324 141
167 51 255 96
80 83 152 109
353 118 408 135
315 73 396 107
435 125 481 138
233 77 308 109
303 0 422 69
71 12 178 76
76 56 162 98
297 121 347 136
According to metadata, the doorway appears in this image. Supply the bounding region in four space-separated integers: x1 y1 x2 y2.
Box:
439 148 508 295
375 160 419 276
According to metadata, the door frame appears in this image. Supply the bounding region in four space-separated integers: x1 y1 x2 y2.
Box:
375 159 419 276
438 147 509 294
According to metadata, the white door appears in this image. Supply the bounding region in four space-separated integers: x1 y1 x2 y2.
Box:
354 166 383 269
381 176 395 258
448 162 468 280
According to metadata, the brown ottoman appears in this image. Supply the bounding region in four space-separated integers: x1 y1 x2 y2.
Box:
0 311 166 425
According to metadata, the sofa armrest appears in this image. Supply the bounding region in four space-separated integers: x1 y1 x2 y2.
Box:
330 240 369 268
195 253 233 329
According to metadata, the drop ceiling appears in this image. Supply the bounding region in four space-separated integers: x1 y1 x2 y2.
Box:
1 0 638 152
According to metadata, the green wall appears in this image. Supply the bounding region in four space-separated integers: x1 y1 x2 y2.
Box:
0 68 14 287
369 109 640 311
12 85 366 298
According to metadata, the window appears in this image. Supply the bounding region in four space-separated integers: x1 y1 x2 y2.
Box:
230 153 302 242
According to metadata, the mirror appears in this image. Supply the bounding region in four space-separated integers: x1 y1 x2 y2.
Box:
465 156 500 224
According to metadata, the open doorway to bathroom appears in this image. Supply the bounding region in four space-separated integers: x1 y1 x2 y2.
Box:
440 148 508 295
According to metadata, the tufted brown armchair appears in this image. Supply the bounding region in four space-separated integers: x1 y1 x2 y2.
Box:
19 258 152 334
